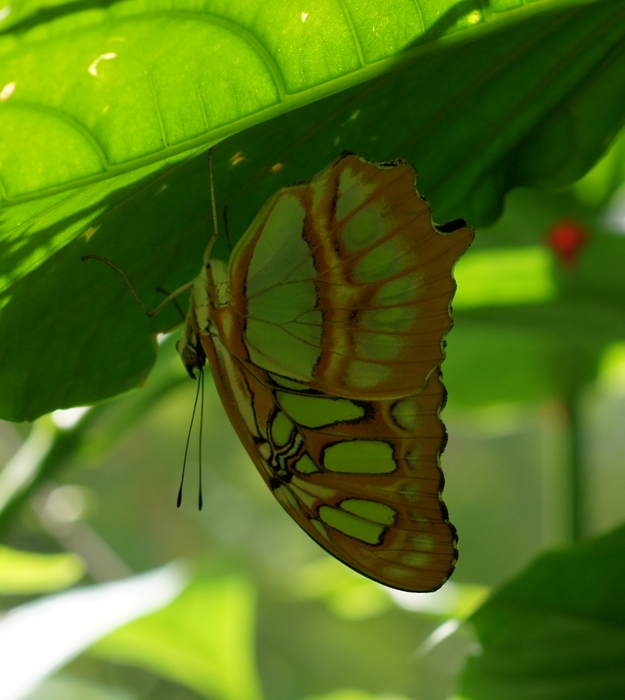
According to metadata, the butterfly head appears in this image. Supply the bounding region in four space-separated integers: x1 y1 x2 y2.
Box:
177 320 206 379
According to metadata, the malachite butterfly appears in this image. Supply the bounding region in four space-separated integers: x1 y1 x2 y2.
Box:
176 151 474 592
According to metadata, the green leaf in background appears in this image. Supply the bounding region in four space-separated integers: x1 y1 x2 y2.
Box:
26 674 136 700
290 556 489 621
0 545 84 594
89 575 262 700
289 557 395 621
454 247 557 309
460 523 625 700
444 136 625 407
1 0 625 421
303 691 411 700
0 563 187 700
0 334 188 532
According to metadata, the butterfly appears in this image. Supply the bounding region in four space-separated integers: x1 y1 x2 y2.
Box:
176 151 474 592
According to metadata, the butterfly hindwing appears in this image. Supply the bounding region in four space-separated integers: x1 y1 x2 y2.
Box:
204 328 455 592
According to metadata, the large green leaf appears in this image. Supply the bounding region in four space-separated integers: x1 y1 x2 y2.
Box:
2 0 625 420
460 523 625 700
1 0 619 206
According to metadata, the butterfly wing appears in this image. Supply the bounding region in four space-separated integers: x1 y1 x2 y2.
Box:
202 327 455 592
197 153 472 592
222 152 473 399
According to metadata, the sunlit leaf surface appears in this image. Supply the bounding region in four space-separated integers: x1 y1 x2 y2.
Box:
1 0 624 420
89 576 262 700
0 564 187 700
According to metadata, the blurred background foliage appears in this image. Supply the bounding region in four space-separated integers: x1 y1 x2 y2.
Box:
2 126 625 699
2 0 625 699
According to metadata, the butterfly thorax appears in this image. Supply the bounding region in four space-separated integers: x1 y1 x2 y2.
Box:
178 257 248 378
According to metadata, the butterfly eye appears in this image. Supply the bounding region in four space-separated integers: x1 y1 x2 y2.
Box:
175 330 204 379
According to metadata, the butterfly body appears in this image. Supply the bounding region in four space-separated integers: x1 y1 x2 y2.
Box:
179 152 473 592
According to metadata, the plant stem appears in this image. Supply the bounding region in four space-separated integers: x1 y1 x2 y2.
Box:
565 393 584 542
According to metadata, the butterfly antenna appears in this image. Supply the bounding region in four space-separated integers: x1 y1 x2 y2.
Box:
198 367 205 511
178 368 203 507
156 286 186 321
204 148 220 263
81 255 193 318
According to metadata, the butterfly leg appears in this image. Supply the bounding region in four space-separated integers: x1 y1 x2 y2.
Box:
81 254 193 318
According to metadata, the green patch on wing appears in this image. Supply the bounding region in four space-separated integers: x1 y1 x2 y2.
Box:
277 392 365 427
322 440 396 473
319 506 386 545
340 499 397 526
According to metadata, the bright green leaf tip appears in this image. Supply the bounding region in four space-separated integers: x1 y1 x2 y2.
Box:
0 545 84 594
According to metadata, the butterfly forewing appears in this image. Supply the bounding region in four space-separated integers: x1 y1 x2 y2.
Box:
225 153 473 400
194 152 473 592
